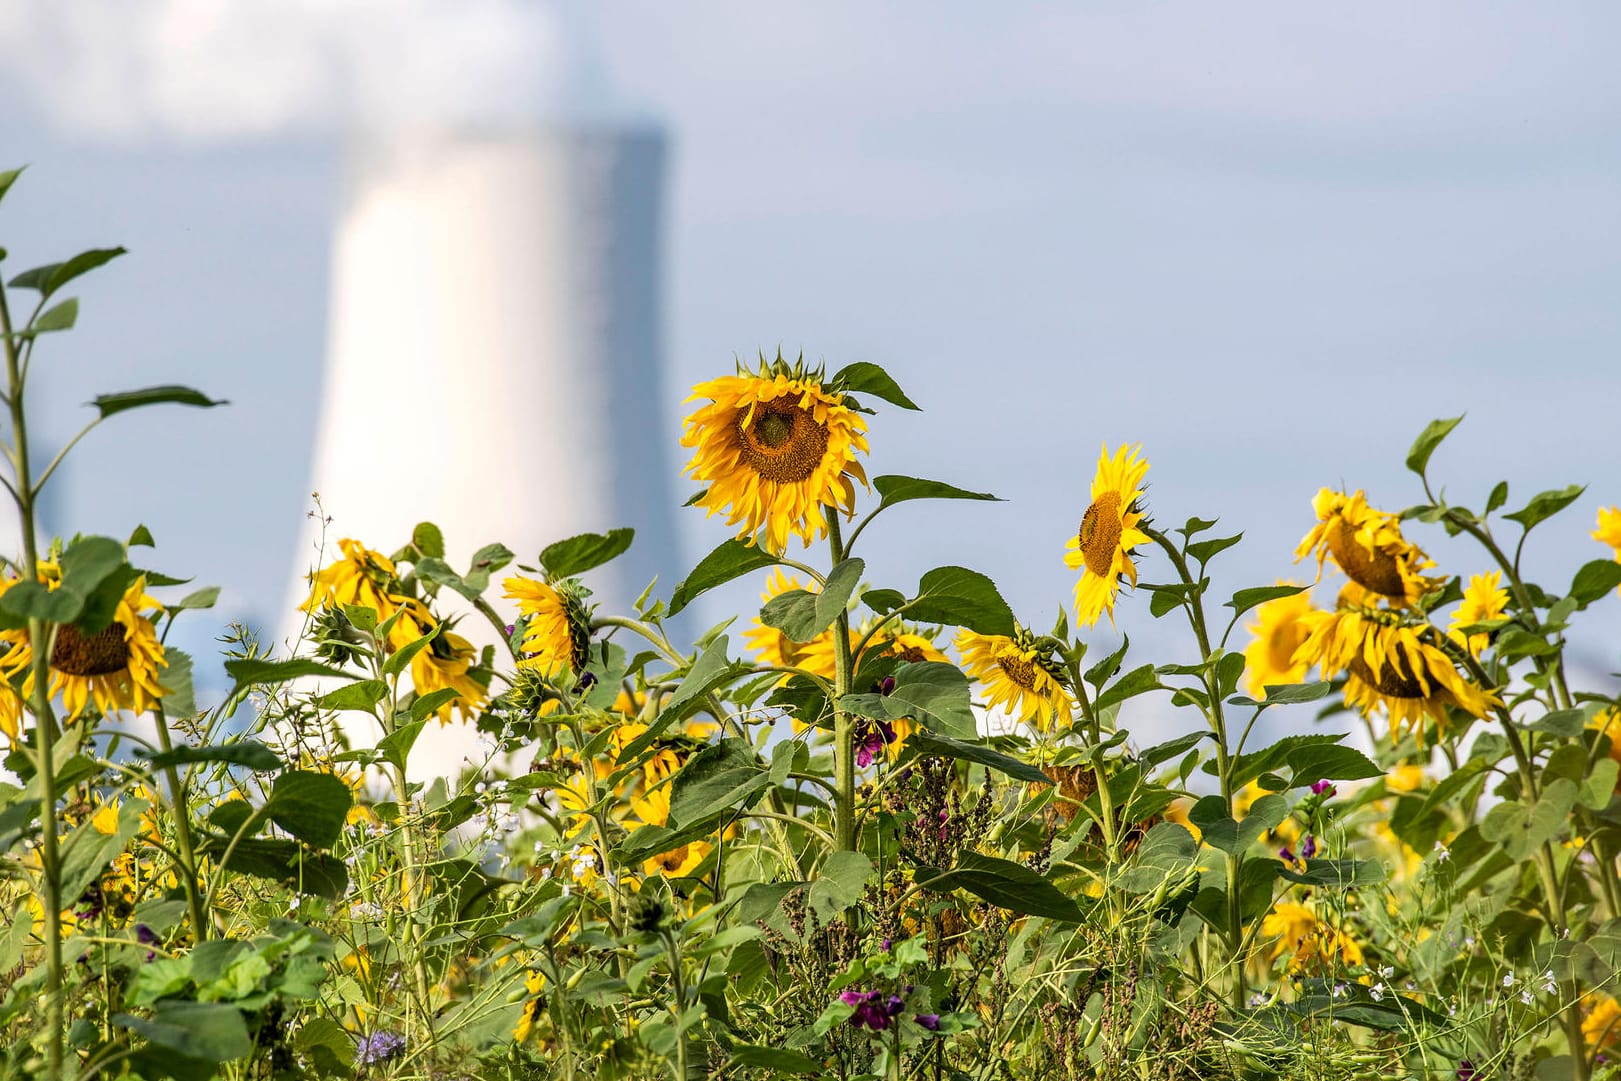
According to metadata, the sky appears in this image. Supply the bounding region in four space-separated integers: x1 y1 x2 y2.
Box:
0 3 1618 735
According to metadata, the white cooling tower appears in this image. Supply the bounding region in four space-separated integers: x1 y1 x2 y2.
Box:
285 127 676 773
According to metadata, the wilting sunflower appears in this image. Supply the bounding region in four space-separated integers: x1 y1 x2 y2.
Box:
681 360 870 552
503 576 590 676
955 628 1070 730
1446 571 1509 656
1295 489 1442 607
742 570 842 682
1294 594 1495 743
408 620 489 725
0 568 168 726
1241 584 1315 698
1262 900 1364 974
1066 443 1150 628
301 538 406 624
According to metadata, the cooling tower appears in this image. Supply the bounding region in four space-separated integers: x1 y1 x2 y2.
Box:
285 127 675 773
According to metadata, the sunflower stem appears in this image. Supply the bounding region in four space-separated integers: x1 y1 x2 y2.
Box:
825 511 857 853
149 703 209 941
2 272 68 1080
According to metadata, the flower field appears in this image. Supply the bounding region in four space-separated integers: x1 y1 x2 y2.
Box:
4 168 1621 1081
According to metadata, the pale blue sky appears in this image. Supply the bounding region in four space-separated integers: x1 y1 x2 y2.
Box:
1 3 1617 710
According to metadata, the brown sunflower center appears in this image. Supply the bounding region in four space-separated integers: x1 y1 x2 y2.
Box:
1348 654 1427 699
51 622 131 677
996 652 1037 690
1078 491 1123 577
1326 518 1405 598
737 401 830 484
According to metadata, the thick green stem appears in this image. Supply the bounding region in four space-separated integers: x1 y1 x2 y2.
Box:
3 278 66 1079
826 512 856 852
149 705 209 941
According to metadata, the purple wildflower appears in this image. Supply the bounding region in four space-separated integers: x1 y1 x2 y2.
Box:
1278 846 1296 863
854 720 895 768
1301 835 1317 860
915 1013 941 1031
1456 1060 1479 1081
135 924 160 961
839 990 899 1031
1311 780 1335 797
355 1030 406 1066
878 675 897 696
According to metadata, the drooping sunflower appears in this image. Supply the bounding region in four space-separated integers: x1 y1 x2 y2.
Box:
408 620 490 725
0 568 168 727
1241 584 1316 698
1295 489 1442 607
503 576 590 676
1294 593 1496 743
629 783 713 877
1065 443 1150 628
680 360 870 553
742 570 842 683
955 628 1070 731
301 538 406 624
1446 571 1509 656
1594 507 1621 594
1262 900 1364 974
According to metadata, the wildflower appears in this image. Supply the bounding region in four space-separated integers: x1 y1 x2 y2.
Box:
1370 983 1386 1001
135 924 159 961
1503 972 1517 989
1457 1060 1480 1081
1242 585 1316 697
1434 841 1450 862
301 539 405 623
680 357 870 552
854 719 894 769
1447 571 1509 656
1301 835 1317 859
1311 779 1335 797
955 628 1070 730
514 971 546 1043
1332 983 1349 999
1540 970 1558 995
355 1030 406 1066
914 1013 941 1031
1295 489 1442 606
1065 443 1150 628
839 989 905 1032
502 577 590 676
1278 845 1297 864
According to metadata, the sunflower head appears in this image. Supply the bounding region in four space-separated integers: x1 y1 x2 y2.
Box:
503 575 592 676
1295 490 1441 606
1446 571 1509 656
410 620 490 725
301 539 403 619
1065 443 1150 628
1241 584 1316 698
680 353 870 552
955 627 1071 731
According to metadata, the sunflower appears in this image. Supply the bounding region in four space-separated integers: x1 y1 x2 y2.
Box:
1262 900 1364 974
301 539 406 623
1589 708 1621 794
514 970 548 1045
1446 571 1509 656
1295 489 1442 606
408 619 489 725
1065 444 1150 628
1585 992 1621 1052
1594 507 1621 592
503 576 589 676
742 570 842 682
0 568 168 727
1241 584 1315 697
680 360 870 552
955 628 1070 731
1294 596 1495 743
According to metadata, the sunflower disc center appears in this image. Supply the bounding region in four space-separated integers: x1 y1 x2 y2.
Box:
51 622 131 677
737 402 830 484
1078 491 1123 577
996 653 1038 690
1348 654 1427 699
1326 519 1405 598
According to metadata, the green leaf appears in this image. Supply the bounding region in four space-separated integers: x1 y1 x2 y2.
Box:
1140 732 1206 769
294 1017 355 1076
411 521 445 559
225 657 354 687
60 798 149 904
828 361 920 410
871 474 999 510
143 742 282 772
378 721 427 773
1278 859 1387 888
10 247 125 298
664 635 738 717
902 566 1016 636
863 588 905 615
1504 484 1585 531
264 771 353 849
1117 822 1198 894
1225 584 1307 620
175 586 221 611
409 688 460 723
1479 780 1578 861
1189 793 1286 854
668 739 768 827
900 731 1050 784
1405 415 1464 475
727 1046 827 1075
807 850 873 922
1093 663 1162 716
0 579 84 624
381 627 435 678
541 528 634 578
1284 743 1383 786
1486 481 1509 514
91 384 227 420
915 852 1083 922
667 539 779 617
315 679 387 712
840 661 975 738
463 542 516 593
1226 733 1348 791
32 297 78 333
128 524 156 547
1186 533 1242 565
0 167 22 204
761 558 863 641
1570 559 1621 608
113 1002 252 1062
1580 760 1619 811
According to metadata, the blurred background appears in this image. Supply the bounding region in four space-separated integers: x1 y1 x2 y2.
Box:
1 2 1618 739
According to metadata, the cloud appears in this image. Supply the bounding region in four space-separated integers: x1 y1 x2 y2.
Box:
0 0 625 142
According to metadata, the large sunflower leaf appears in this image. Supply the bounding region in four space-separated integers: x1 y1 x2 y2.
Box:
761 558 863 641
913 853 1084 922
1504 484 1585 532
1404 415 1464 476
872 475 999 509
668 539 779 617
541 528 634 579
839 661 975 738
1225 583 1308 620
828 361 919 410
902 566 1015 636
